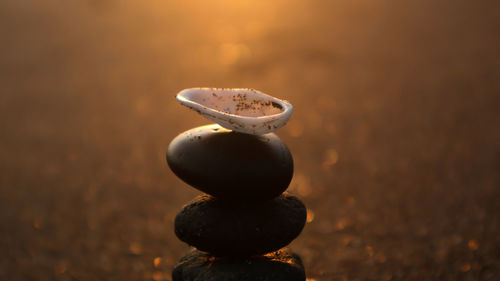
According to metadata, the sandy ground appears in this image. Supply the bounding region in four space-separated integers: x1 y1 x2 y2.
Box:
1 0 499 280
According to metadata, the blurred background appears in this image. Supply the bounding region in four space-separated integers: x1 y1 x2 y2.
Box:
1 0 499 280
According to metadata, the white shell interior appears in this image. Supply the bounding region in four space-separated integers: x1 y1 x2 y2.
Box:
176 88 293 135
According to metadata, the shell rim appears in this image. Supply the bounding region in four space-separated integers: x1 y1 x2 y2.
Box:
176 87 293 120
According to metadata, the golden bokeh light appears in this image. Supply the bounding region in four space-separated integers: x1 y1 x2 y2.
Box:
468 239 479 251
153 257 162 268
307 209 315 223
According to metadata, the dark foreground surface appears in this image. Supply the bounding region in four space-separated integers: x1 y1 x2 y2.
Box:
1 0 499 280
172 250 305 281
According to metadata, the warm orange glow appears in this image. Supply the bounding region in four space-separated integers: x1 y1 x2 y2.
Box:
2 0 497 280
153 257 162 267
306 209 315 223
468 239 479 251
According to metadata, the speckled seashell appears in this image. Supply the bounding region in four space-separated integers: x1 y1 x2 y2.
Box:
176 88 293 135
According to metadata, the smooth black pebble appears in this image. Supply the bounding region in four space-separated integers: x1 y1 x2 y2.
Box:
166 124 293 202
174 194 307 256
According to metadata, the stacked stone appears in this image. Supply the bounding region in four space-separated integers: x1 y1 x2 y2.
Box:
167 124 307 281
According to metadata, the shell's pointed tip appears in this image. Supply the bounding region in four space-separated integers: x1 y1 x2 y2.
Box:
175 88 292 135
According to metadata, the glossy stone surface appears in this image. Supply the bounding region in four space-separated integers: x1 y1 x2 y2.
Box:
172 249 306 281
174 194 307 256
166 124 293 202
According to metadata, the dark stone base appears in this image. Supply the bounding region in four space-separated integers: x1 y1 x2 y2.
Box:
172 249 306 281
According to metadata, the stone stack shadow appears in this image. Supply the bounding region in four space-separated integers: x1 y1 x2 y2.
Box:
167 124 307 281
